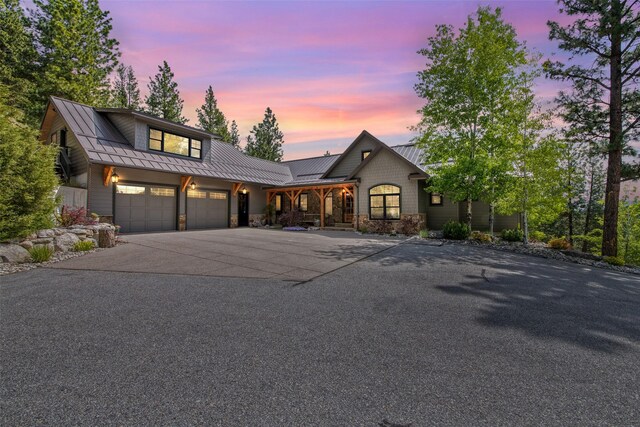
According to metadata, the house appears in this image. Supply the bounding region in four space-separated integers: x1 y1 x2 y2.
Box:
40 96 519 233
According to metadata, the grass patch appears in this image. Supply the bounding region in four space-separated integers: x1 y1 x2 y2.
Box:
73 240 95 252
28 245 53 263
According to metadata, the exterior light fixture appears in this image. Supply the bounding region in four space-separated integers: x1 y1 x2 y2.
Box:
242 186 247 195
111 171 119 183
190 181 196 190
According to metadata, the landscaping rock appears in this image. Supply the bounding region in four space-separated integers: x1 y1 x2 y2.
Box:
98 229 116 248
53 228 66 236
37 229 55 238
54 233 80 252
0 244 31 263
88 238 99 248
19 240 33 250
31 238 53 245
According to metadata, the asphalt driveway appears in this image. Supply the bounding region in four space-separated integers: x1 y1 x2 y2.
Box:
50 228 402 281
1 235 639 425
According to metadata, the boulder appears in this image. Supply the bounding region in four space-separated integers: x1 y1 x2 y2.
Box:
37 229 55 238
19 240 33 250
54 233 80 252
0 244 31 263
98 228 116 248
54 228 66 236
31 238 53 245
69 229 88 236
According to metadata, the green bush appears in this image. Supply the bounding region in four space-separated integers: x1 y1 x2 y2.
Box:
0 89 59 240
442 221 470 240
28 245 53 263
548 238 571 250
529 230 548 243
501 228 524 242
419 229 429 239
73 240 95 252
471 231 492 243
358 226 369 234
603 256 625 266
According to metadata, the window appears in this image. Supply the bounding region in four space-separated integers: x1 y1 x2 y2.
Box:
369 184 400 220
298 193 308 212
325 193 333 216
275 194 282 212
149 128 202 159
188 190 207 199
210 191 227 200
361 150 371 161
150 187 175 197
116 185 145 195
50 132 58 145
430 193 443 206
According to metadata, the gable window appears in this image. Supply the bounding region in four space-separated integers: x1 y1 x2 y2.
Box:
369 184 400 220
430 193 443 206
149 128 202 159
297 193 308 212
361 150 371 161
275 194 282 212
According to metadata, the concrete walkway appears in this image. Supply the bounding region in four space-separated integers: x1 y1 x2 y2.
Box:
51 228 403 281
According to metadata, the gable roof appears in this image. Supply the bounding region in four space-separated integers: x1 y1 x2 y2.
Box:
45 97 427 187
48 97 292 185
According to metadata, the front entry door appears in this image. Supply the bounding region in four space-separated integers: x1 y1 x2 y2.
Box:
238 192 249 227
343 192 354 223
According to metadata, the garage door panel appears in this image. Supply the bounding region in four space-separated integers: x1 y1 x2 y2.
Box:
187 190 228 229
116 184 177 233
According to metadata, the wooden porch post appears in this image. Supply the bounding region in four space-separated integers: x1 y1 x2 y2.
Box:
319 188 325 228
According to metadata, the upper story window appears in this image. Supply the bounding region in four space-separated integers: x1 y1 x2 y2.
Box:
369 184 400 220
149 128 201 159
361 150 371 161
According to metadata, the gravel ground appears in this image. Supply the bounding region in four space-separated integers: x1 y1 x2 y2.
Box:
1 241 639 425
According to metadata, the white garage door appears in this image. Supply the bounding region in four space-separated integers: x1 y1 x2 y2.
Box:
115 184 177 233
187 189 229 229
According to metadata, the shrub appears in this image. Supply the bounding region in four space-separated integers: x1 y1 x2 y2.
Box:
0 89 59 240
358 225 369 234
529 230 548 243
419 229 429 239
471 231 492 243
28 245 53 263
548 238 571 250
366 219 394 235
278 209 305 227
397 216 422 236
73 240 95 252
56 206 96 227
442 221 470 240
501 228 524 242
603 256 624 266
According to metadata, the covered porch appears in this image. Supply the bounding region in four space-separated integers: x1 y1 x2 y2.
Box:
266 182 357 228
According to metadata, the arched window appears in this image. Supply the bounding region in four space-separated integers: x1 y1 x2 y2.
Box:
369 185 400 220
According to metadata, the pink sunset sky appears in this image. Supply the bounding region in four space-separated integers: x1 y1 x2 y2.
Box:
104 0 571 160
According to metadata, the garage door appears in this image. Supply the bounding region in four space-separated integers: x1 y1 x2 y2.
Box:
187 189 229 229
115 184 177 233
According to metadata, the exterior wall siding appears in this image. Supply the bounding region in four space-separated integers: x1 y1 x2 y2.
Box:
426 197 460 230
51 114 89 187
354 149 420 216
327 137 378 178
105 113 135 143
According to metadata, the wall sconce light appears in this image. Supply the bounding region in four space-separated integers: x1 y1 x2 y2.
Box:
111 171 119 183
242 186 247 195
342 188 346 193
190 181 197 190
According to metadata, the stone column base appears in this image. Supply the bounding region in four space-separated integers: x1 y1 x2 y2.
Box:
230 214 238 228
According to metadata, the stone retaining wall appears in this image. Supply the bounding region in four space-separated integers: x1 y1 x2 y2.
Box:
0 224 117 263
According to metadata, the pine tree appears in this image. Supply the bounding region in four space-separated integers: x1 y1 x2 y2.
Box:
0 0 38 124
32 0 120 115
545 0 640 257
0 85 59 240
110 64 140 109
229 120 240 149
245 107 284 162
144 61 186 124
196 85 230 142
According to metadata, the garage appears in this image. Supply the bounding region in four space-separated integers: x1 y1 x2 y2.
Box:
115 184 177 233
186 189 229 229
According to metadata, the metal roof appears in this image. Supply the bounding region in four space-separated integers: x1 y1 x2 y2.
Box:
51 97 293 185
49 97 427 187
